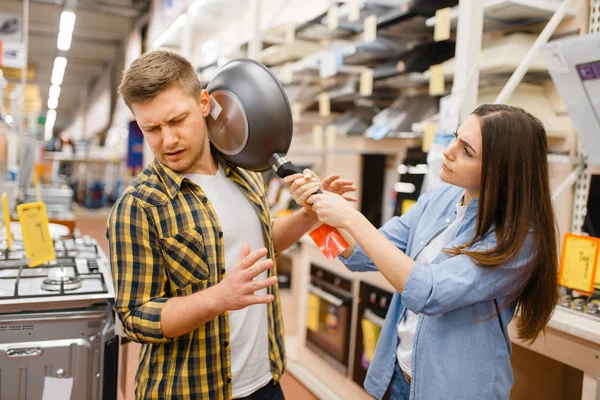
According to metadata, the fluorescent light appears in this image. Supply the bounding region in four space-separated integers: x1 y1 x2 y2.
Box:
44 127 54 141
57 31 72 51
46 110 57 124
152 13 188 48
5 115 13 124
60 11 76 34
49 85 61 99
53 57 67 74
51 73 64 85
48 97 59 110
394 182 416 194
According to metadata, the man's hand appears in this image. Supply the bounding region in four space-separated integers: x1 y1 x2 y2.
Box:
215 243 277 311
283 169 357 212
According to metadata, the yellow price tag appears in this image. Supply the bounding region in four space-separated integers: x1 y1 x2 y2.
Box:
422 123 438 153
2 193 12 250
559 233 599 293
307 292 320 332
360 68 374 96
325 125 337 148
312 125 323 150
285 23 296 43
434 7 452 42
327 6 339 31
429 64 445 95
363 15 377 42
319 93 331 117
16 202 56 267
348 0 361 22
401 199 417 215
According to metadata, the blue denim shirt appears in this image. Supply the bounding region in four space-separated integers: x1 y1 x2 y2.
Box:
341 184 533 400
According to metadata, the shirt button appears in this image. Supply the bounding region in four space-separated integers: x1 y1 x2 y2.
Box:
221 268 226 275
226 377 232 384
223 341 229 348
218 231 223 238
420 241 425 246
445 218 451 223
201 197 208 204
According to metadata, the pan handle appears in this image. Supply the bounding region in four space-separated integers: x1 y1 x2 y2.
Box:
269 153 322 195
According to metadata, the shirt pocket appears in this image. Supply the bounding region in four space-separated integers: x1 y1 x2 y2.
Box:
160 227 209 287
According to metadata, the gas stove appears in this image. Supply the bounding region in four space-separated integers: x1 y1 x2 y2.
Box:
557 286 600 321
0 236 115 313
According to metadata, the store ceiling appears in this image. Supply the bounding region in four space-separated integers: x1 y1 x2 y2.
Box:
1 0 149 134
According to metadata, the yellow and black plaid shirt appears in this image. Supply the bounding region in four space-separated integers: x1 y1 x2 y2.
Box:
107 158 286 399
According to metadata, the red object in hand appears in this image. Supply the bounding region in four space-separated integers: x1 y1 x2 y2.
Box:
309 224 349 260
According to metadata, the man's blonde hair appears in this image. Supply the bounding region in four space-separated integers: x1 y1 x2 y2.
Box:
118 50 202 107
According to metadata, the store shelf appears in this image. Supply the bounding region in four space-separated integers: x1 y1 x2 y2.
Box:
425 0 576 32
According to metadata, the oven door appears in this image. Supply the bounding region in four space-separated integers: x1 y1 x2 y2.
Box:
305 283 353 370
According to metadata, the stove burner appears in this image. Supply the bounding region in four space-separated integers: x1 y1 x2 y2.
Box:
41 268 82 291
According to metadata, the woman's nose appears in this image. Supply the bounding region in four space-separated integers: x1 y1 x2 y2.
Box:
443 142 455 161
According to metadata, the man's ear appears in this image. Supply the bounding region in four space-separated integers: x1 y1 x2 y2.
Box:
200 89 210 118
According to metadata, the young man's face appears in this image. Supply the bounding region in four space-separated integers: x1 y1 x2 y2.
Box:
131 85 211 174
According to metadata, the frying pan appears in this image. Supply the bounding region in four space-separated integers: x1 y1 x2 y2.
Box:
206 58 348 260
205 58 300 177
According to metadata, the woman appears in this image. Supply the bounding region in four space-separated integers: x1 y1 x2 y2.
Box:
285 104 558 400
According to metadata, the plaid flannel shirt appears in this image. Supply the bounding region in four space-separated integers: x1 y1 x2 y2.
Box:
107 158 285 399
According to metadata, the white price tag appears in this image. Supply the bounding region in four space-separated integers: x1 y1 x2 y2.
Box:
42 377 74 400
209 95 223 120
363 15 377 42
439 94 462 134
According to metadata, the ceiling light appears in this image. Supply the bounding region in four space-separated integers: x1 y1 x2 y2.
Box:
5 115 13 124
57 31 72 51
59 11 76 34
49 85 61 99
152 13 188 49
46 110 57 124
51 74 64 85
53 57 67 74
44 127 54 141
48 97 59 110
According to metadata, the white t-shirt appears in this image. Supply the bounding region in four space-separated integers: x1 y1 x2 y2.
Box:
185 164 272 398
397 203 468 377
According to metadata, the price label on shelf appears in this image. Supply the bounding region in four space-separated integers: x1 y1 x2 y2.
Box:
312 125 323 150
17 202 56 267
429 64 445 95
2 193 12 250
327 5 339 31
319 93 331 117
422 123 438 153
434 7 451 42
325 124 337 148
363 15 377 42
360 68 374 96
348 0 361 22
559 233 599 293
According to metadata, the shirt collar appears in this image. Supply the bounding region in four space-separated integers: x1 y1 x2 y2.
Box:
151 155 236 200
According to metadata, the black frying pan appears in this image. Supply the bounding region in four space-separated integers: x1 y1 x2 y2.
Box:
206 58 302 179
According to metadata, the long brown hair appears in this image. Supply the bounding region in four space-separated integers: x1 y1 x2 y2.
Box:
447 104 558 343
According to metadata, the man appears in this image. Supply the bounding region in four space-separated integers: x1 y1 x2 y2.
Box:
107 50 356 399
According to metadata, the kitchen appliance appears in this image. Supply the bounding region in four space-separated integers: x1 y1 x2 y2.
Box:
0 235 117 400
306 264 353 372
352 282 393 399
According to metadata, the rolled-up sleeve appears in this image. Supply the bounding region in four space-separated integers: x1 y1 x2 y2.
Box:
402 237 533 315
107 194 174 344
340 187 434 272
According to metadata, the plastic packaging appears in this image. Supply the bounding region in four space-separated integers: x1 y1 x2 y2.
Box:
309 223 349 260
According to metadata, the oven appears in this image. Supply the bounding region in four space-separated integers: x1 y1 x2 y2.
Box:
352 281 393 399
0 236 118 400
305 264 353 373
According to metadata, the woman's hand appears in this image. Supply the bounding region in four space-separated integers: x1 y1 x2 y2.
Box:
283 169 357 212
309 192 359 229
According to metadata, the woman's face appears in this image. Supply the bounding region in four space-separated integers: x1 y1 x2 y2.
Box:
440 114 483 196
